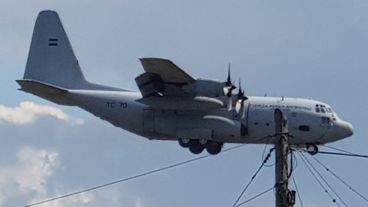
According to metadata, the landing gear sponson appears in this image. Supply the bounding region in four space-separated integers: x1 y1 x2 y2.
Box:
179 139 224 155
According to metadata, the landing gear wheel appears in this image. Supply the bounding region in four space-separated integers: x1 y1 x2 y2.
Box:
179 138 190 148
206 141 223 155
189 140 205 154
306 144 318 155
199 139 208 145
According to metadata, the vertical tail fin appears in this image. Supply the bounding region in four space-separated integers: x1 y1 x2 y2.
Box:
24 10 86 89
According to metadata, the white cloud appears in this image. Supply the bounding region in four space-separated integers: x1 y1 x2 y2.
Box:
0 146 145 207
0 101 83 125
0 147 96 207
30 186 147 207
16 147 59 194
0 147 59 206
30 192 94 207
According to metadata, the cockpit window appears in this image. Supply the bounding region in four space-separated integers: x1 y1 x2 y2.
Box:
315 104 332 114
321 116 331 125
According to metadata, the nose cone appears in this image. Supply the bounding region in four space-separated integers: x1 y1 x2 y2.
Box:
345 122 354 137
335 120 354 138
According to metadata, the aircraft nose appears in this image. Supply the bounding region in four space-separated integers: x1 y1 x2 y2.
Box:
337 120 354 138
345 122 354 137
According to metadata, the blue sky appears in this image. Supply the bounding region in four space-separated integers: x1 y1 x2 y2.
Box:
1 0 368 206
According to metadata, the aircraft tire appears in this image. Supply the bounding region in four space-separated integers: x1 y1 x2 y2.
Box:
206 141 223 155
189 140 205 154
179 138 190 148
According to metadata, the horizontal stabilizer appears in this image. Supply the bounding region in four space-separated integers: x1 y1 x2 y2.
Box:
17 79 76 106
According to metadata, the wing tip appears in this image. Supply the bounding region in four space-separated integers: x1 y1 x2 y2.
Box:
139 57 172 63
38 10 58 17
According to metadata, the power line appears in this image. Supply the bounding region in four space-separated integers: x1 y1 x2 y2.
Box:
311 155 368 204
235 185 275 207
317 151 368 159
289 149 297 178
298 153 342 207
296 145 368 159
24 144 245 207
292 175 304 207
323 145 359 155
315 145 368 159
261 143 275 167
261 138 275 168
300 153 349 207
232 147 274 207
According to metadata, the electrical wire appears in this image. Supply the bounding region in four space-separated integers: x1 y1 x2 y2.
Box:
301 153 349 207
296 145 368 159
288 148 295 178
292 150 298 172
232 147 275 207
298 153 341 207
261 143 275 167
323 145 358 155
292 175 304 207
24 144 245 207
317 151 368 159
313 145 368 159
235 185 275 207
311 155 368 204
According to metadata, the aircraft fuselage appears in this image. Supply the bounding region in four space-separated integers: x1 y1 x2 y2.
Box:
67 89 353 146
17 10 354 155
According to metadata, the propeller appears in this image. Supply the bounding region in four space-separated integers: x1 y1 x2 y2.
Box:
223 64 236 97
237 79 247 101
235 79 248 115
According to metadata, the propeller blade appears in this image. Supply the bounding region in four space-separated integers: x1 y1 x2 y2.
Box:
237 78 244 99
235 79 249 114
224 63 236 97
236 78 248 101
227 64 231 85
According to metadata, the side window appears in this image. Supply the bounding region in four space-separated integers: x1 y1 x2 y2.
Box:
299 125 310 131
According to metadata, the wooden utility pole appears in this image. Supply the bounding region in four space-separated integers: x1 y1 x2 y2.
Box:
274 109 295 207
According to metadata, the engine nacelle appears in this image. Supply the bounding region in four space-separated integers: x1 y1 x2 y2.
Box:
135 72 165 97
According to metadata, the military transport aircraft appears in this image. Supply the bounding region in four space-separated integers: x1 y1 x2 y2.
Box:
17 10 354 155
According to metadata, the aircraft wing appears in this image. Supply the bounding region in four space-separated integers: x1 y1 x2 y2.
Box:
136 58 196 98
136 58 225 110
139 58 195 84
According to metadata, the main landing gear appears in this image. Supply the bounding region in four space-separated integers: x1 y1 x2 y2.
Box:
178 139 224 155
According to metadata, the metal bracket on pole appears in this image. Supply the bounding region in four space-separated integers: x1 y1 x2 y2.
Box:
274 109 295 207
